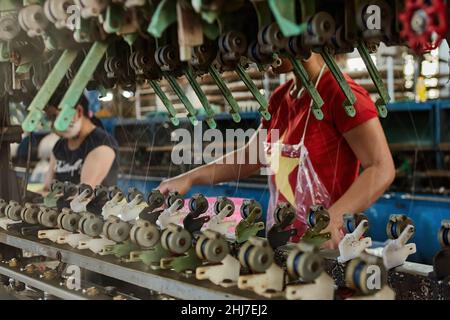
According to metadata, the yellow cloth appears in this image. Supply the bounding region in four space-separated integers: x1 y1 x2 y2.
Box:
267 137 299 208
27 183 44 193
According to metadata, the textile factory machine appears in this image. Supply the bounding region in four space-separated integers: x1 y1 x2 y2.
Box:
0 0 449 300
0 180 448 300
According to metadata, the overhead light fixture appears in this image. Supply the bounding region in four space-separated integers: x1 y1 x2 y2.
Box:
122 90 134 99
99 92 113 102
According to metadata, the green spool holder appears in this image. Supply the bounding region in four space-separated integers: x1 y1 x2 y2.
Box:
235 208 265 244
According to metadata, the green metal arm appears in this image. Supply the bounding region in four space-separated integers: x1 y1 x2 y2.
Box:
163 73 199 126
184 67 217 129
149 80 180 126
357 41 390 118
103 3 122 34
165 247 202 273
147 0 177 38
105 241 139 258
320 47 357 117
235 64 271 121
267 0 307 37
54 42 108 131
22 50 78 132
208 65 241 123
129 243 170 267
289 56 325 120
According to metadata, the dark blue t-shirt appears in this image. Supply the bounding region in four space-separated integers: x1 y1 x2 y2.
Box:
52 127 119 186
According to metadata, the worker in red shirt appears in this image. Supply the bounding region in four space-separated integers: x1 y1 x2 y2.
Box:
158 53 395 249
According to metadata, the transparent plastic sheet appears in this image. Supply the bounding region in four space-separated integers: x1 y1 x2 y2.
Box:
264 64 330 240
293 144 331 228
264 142 331 239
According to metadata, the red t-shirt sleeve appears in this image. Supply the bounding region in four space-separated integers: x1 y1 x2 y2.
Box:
332 78 379 134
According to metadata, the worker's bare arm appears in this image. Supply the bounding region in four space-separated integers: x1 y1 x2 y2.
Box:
158 126 265 195
325 118 395 248
80 146 116 188
43 154 56 192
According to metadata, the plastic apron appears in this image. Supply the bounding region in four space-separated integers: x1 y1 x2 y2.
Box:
264 65 331 240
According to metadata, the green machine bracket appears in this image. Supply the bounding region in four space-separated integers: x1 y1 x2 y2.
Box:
251 0 272 29
103 3 122 34
22 50 78 132
0 43 10 62
43 193 60 208
149 80 180 126
301 227 331 248
208 65 241 123
301 209 332 248
192 0 245 24
357 41 390 118
288 56 325 120
129 243 170 267
236 64 271 121
235 207 265 244
163 72 199 126
184 67 216 129
103 3 138 46
104 241 140 258
43 182 64 208
54 42 108 132
147 0 177 38
192 0 218 24
160 247 202 273
267 0 307 37
320 47 357 117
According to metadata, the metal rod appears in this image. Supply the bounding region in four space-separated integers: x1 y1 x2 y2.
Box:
22 50 78 132
184 67 216 129
163 73 199 126
235 64 271 121
357 41 390 118
208 65 242 123
320 48 357 117
54 42 108 131
149 80 179 126
289 56 325 120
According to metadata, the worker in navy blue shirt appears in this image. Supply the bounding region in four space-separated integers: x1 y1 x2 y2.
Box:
43 93 119 191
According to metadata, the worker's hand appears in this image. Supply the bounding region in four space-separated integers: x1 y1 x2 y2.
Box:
158 174 193 196
322 219 344 250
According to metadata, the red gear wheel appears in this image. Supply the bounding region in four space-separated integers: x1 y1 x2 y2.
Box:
399 0 448 54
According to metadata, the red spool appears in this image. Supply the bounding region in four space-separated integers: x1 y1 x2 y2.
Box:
399 0 448 53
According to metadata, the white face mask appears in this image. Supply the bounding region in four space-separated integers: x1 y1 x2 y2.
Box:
56 118 82 139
